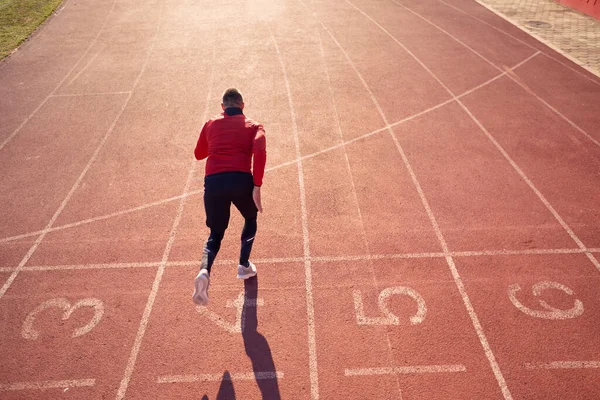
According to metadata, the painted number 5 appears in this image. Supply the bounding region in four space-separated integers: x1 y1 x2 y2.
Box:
508 281 583 320
22 298 104 340
353 286 427 326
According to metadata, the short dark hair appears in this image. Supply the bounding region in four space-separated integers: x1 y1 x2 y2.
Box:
222 88 243 107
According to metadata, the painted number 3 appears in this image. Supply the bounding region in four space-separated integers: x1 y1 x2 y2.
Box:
22 298 104 340
508 281 583 320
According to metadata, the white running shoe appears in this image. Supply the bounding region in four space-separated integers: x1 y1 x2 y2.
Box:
192 269 210 306
237 261 257 280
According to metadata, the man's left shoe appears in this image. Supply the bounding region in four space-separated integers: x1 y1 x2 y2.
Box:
237 261 257 280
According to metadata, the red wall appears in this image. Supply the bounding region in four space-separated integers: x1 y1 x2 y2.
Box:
555 0 600 19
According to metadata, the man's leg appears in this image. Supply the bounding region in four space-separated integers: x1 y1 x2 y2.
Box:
201 229 225 274
193 175 231 305
239 218 257 267
232 173 258 279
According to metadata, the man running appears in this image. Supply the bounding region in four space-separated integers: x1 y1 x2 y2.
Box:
192 88 266 306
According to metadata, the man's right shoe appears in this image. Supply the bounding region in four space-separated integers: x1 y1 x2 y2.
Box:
192 269 210 306
237 261 257 280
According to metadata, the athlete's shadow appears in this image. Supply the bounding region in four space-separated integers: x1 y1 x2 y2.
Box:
201 371 235 400
242 276 281 400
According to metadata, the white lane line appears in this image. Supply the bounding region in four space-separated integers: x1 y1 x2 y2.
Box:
321 2 514 398
0 379 95 391
0 0 180 302
157 371 283 383
457 102 600 273
455 51 541 99
0 0 118 152
390 0 600 149
270 28 320 400
65 45 105 87
525 361 600 369
115 29 214 400
5 247 595 273
436 0 600 82
315 25 404 400
1 63 516 247
49 91 132 98
345 365 466 376
0 3 168 301
0 95 129 299
0 192 199 244
360 0 600 273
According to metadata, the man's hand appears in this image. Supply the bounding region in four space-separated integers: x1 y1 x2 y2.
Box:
253 186 263 213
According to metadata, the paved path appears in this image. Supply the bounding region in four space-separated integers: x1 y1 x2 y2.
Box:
475 0 600 74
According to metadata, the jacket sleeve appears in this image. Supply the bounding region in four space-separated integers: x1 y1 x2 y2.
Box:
194 122 209 160
252 125 267 186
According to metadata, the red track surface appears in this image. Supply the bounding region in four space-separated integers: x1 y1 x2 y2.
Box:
1 0 600 398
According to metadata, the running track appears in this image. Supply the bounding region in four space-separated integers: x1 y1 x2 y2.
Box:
1 0 600 398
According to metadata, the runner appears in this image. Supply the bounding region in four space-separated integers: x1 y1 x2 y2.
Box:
192 88 266 306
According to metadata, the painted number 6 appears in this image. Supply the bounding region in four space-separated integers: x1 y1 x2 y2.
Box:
508 281 583 320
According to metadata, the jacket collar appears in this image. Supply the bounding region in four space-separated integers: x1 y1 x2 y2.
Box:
224 107 243 116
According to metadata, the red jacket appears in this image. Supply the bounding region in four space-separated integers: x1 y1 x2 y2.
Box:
194 110 267 186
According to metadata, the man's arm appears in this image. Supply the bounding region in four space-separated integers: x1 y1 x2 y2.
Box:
194 123 209 160
252 126 266 213
252 126 266 186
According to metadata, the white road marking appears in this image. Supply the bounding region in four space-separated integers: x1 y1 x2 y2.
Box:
0 0 119 152
49 91 132 98
157 371 283 383
525 361 600 369
270 28 320 400
115 21 213 398
353 286 427 325
196 292 264 334
22 298 104 340
319 1 514 397
3 247 597 273
345 365 466 376
0 379 95 391
508 281 584 320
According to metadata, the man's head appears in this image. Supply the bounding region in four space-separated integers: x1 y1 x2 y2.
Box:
221 88 244 110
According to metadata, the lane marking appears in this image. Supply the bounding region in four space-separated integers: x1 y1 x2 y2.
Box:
5 247 599 273
22 298 104 340
49 91 132 98
270 28 320 400
196 292 264 334
0 192 198 244
455 51 541 99
508 281 583 320
115 22 213 399
0 54 523 247
0 379 95 391
353 286 427 325
354 0 600 273
525 361 600 369
157 372 283 383
316 22 404 399
65 45 106 87
0 0 178 302
0 0 119 152
0 94 131 299
318 2 514 398
345 365 466 376
0 59 519 247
